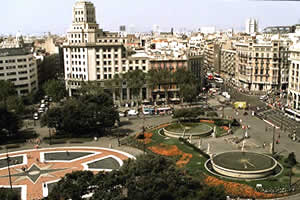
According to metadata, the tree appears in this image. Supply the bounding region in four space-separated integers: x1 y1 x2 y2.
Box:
41 93 119 137
0 80 17 107
47 171 94 200
79 81 104 96
285 152 297 168
0 107 22 137
6 96 25 114
105 74 123 102
174 68 198 103
180 84 198 104
38 54 63 85
92 154 202 200
47 154 226 200
0 189 20 200
124 70 146 103
43 79 66 102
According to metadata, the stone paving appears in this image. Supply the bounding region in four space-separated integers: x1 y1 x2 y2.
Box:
0 147 135 200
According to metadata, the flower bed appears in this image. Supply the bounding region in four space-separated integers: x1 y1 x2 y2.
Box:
200 120 214 124
148 143 192 168
222 126 229 131
204 175 286 199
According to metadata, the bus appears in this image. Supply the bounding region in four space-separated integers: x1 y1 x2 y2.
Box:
284 108 300 122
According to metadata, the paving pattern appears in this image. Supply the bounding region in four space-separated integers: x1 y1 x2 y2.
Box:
0 147 134 200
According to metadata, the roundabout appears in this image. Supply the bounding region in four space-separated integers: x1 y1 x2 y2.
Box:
0 147 134 200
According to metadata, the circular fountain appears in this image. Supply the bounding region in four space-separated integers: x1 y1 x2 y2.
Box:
163 123 213 139
206 151 279 179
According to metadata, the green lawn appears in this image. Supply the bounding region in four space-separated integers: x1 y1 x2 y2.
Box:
129 126 300 196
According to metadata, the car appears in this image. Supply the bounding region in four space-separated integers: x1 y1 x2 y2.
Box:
128 109 139 116
41 99 45 104
38 107 44 113
40 103 46 108
215 77 224 83
119 112 126 117
33 112 39 120
259 95 267 100
48 97 53 102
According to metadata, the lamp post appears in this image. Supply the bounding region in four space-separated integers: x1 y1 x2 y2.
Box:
6 148 12 190
272 126 275 156
48 128 52 145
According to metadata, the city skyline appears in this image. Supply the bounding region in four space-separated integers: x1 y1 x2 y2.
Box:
1 0 300 35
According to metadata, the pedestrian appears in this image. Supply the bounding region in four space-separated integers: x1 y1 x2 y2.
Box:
263 142 266 149
276 139 279 144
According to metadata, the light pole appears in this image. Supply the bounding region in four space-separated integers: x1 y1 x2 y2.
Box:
6 148 12 190
272 126 275 156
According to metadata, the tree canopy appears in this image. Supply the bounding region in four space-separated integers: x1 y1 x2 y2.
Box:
41 93 119 137
0 80 17 107
0 106 22 137
123 70 146 100
47 154 226 200
43 79 66 102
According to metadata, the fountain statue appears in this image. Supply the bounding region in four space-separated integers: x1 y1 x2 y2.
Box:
241 140 246 151
207 143 211 154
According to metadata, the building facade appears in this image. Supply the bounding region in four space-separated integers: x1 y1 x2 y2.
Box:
0 48 38 96
288 43 300 111
235 37 291 92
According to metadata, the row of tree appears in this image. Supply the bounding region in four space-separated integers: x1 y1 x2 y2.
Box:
46 154 226 200
105 68 200 104
41 92 119 137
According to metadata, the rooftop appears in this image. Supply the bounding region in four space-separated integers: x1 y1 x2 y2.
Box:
0 48 31 57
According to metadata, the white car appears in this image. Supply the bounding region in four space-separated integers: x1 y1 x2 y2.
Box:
40 103 46 108
119 112 126 117
38 107 44 113
33 112 39 120
215 77 224 83
260 95 267 100
128 110 139 116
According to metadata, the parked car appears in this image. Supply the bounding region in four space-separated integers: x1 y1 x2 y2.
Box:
119 112 126 117
259 95 267 101
33 112 39 120
128 109 139 116
215 77 224 83
38 108 44 113
40 103 46 108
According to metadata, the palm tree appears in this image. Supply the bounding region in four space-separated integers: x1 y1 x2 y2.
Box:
105 74 123 102
174 68 197 103
147 68 160 101
123 70 146 106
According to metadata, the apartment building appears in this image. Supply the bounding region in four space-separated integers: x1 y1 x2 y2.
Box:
0 48 38 96
235 36 291 92
221 48 236 81
288 43 300 111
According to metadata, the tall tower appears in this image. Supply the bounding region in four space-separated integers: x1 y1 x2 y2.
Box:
67 0 99 44
245 18 258 34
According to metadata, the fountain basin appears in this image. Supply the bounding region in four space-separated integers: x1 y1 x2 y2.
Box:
209 151 278 179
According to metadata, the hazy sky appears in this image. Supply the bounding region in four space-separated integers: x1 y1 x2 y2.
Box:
1 0 300 35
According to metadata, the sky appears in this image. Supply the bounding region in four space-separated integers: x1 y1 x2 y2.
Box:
1 0 300 35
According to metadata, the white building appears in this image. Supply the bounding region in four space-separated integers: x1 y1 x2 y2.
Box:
245 18 258 34
63 0 150 98
0 48 38 96
288 43 300 112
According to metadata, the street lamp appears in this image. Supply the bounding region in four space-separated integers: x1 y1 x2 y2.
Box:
6 148 12 190
272 126 275 156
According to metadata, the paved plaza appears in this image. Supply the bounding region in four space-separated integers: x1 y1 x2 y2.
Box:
0 147 135 200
